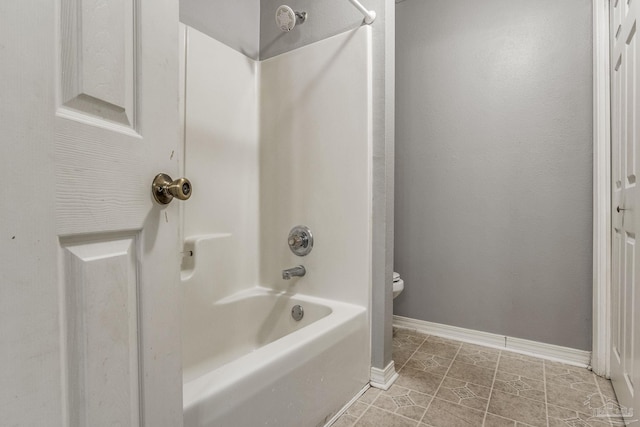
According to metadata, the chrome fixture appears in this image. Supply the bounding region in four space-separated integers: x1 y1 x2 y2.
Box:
291 305 304 321
276 5 307 32
288 225 313 256
152 173 192 205
282 265 306 280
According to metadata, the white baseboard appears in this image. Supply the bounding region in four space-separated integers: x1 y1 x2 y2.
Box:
393 315 592 368
370 360 399 390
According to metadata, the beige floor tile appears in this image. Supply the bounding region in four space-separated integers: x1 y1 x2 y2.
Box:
394 347 416 368
345 401 369 418
332 414 358 427
415 339 460 361
339 335 623 427
483 413 518 426
447 359 496 388
459 342 501 356
404 351 451 376
384 385 416 397
394 341 425 355
394 330 428 352
501 352 545 364
595 375 617 402
547 417 610 427
455 343 500 369
487 390 547 427
545 360 595 377
427 336 464 346
547 403 613 427
354 406 418 427
394 328 427 338
420 397 485 426
544 361 599 394
492 370 546 403
408 390 433 407
546 381 597 415
364 387 433 422
435 376 491 412
358 387 382 404
498 353 544 381
396 367 445 395
373 392 428 422
547 403 582 419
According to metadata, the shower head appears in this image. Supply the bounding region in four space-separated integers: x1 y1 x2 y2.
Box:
276 5 307 32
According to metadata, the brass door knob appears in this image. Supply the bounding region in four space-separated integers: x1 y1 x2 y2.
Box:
152 173 192 205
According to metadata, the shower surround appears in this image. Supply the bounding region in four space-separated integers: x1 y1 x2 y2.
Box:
180 25 373 426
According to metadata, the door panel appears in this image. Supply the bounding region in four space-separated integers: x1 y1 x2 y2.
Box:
611 0 639 423
613 228 622 364
59 0 136 128
62 235 141 427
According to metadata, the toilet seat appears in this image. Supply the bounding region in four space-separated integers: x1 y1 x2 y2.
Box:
392 272 404 299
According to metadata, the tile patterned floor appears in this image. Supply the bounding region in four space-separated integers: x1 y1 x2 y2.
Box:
333 329 620 427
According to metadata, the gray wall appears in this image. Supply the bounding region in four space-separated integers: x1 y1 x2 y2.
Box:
260 0 395 370
394 0 593 350
180 0 261 59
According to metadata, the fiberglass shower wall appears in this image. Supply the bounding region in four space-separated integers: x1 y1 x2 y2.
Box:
259 27 373 308
181 25 261 303
182 24 373 311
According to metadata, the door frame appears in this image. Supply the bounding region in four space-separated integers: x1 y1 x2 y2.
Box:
592 0 612 378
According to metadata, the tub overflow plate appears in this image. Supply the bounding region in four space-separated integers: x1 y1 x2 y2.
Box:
291 305 304 321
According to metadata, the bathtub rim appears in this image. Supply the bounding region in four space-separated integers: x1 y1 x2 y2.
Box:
182 286 368 412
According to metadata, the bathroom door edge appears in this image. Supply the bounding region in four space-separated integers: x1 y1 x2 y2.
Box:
591 0 612 379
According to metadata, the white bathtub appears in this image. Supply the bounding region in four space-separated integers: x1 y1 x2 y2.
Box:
183 287 369 427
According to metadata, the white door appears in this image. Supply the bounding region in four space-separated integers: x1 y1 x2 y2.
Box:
610 0 640 423
1 1 183 426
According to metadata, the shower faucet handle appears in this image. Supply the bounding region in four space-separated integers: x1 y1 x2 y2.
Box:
288 225 313 256
152 173 192 205
288 235 304 247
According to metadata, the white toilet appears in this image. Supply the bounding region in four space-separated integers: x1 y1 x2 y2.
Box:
393 272 404 299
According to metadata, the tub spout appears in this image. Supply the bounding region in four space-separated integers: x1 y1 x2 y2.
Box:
282 265 306 280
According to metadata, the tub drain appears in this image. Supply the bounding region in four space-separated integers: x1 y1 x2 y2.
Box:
291 305 304 321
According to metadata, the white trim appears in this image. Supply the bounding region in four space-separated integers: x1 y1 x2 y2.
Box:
592 0 612 378
369 360 399 390
394 316 592 368
323 384 369 427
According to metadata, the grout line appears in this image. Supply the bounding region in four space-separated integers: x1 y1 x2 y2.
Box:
481 350 501 427
592 374 613 427
398 332 429 371
398 332 431 426
347 396 371 426
594 371 605 398
417 336 463 425
358 405 424 426
543 360 550 427
345 331 430 427
387 331 606 427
